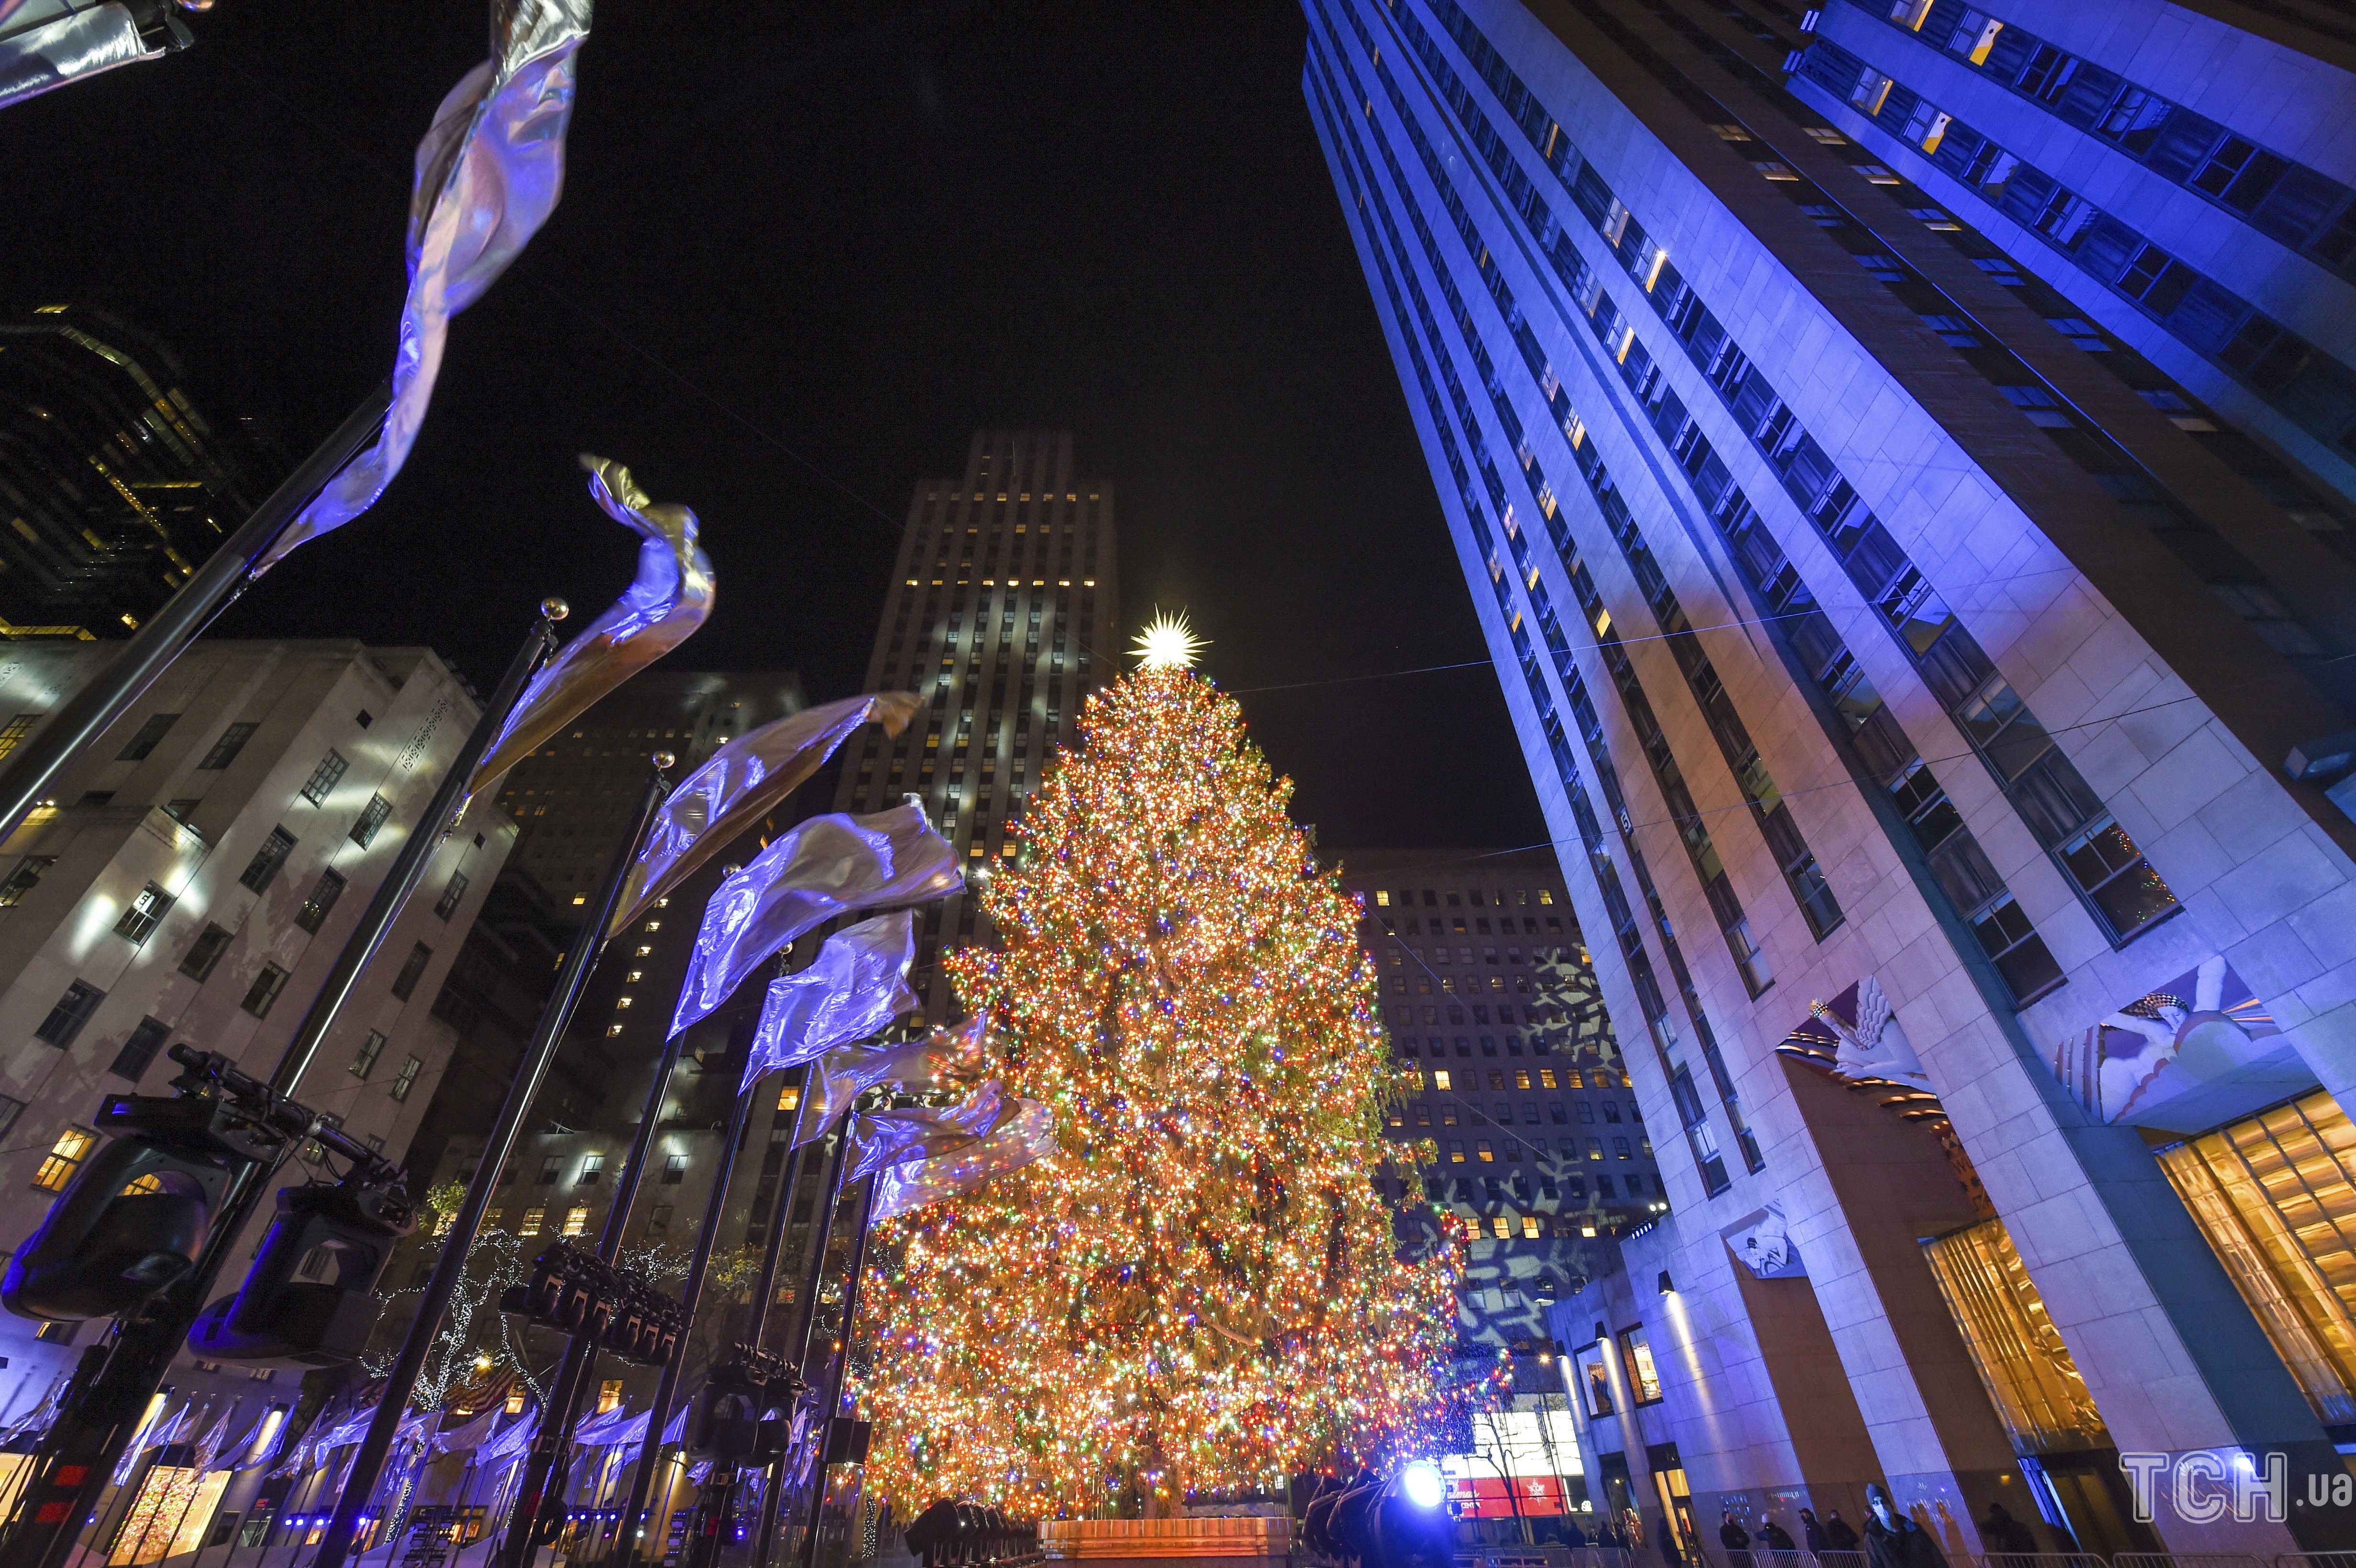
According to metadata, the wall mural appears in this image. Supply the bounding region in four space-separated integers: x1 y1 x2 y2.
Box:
2049 955 2301 1130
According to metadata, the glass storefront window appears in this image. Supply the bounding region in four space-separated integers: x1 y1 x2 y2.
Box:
2159 1088 2356 1424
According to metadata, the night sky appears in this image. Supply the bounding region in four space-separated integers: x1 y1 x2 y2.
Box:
13 0 1545 851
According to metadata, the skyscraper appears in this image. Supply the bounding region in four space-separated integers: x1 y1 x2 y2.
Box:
1306 0 2356 1555
835 430 1118 1017
1340 848 1654 1534
0 638 511 1410
0 305 278 639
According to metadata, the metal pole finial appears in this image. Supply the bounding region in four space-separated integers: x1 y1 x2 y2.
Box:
542 597 571 621
652 751 676 771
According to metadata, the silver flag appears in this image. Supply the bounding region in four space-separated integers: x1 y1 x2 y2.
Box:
794 1010 991 1148
870 1098 1056 1223
845 1079 1014 1184
738 911 917 1094
610 691 922 936
254 0 594 572
669 797 959 1037
471 456 716 792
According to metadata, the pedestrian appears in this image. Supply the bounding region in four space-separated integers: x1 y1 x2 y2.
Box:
1799 1509 1827 1554
1823 1511 1860 1552
1721 1512 1752 1553
1562 1514 1589 1549
1862 1484 1946 1568
1980 1503 2035 1554
1759 1518 1796 1551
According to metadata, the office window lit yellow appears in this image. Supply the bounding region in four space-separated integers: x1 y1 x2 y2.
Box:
33 1128 94 1193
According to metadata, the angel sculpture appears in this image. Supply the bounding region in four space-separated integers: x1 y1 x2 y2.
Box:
1806 975 1933 1088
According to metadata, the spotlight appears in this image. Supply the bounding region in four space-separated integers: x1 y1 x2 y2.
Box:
1399 1461 1446 1511
1657 1270 1674 1295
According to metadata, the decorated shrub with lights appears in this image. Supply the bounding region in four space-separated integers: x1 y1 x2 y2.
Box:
854 644 1462 1515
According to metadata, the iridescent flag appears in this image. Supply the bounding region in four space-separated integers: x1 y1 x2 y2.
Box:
739 911 918 1093
794 1010 991 1148
845 1079 1014 1183
870 1098 1056 1223
610 691 923 936
252 0 594 572
471 456 715 792
669 798 959 1037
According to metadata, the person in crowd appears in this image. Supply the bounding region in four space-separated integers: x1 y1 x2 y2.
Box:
1758 1517 1796 1551
1799 1508 1827 1554
1822 1510 1861 1551
1720 1512 1753 1553
1862 1484 1947 1568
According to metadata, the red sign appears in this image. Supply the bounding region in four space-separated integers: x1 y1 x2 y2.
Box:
1448 1475 1571 1518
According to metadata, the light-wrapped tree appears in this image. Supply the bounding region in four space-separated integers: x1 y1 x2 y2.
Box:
854 653 1462 1516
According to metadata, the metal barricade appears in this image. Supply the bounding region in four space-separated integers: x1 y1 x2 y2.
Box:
2114 1557 2268 1568
1813 1552 1869 1568
1975 1552 2112 1568
1557 1547 1636 1568
2277 1556 2356 1568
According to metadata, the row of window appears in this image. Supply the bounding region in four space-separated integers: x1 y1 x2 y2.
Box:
1483 6 2186 963
1396 1032 1608 1060
1317 6 1771 1193
1306 24 1748 1196
1371 885 1558 909
1797 33 2356 461
1869 0 2356 282
1395 0 2178 973
1407 1167 1653 1204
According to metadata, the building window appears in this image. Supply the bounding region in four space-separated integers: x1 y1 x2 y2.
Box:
0 714 40 759
540 1156 563 1185
298 750 349 806
294 869 347 935
0 856 55 907
349 795 393 848
351 1031 386 1079
777 1083 800 1113
113 882 175 944
389 1056 423 1102
241 965 290 1020
648 1203 673 1233
35 980 104 1048
0 1095 25 1143
390 942 433 1000
198 722 259 770
239 828 297 892
433 870 469 921
520 1208 545 1237
1619 1326 1664 1404
663 1154 687 1185
33 1128 95 1192
577 1155 605 1186
564 1206 591 1238
35 1321 76 1346
109 1018 172 1081
181 923 233 980
118 713 179 762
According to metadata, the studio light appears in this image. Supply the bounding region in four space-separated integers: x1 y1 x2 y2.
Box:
1399 1460 1446 1510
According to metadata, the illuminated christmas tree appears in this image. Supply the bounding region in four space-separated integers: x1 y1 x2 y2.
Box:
854 625 1464 1515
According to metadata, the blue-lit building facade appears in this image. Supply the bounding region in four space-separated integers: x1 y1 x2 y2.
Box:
1303 0 2356 1557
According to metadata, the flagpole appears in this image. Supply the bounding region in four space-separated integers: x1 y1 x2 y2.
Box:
309 754 676 1568
732 1094 814 1568
792 1176 878 1568
497 945 707 1568
758 1129 850 1568
0 605 557 1568
611 1075 761 1568
0 386 391 843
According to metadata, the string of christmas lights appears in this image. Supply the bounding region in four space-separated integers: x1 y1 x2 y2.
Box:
851 666 1470 1516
